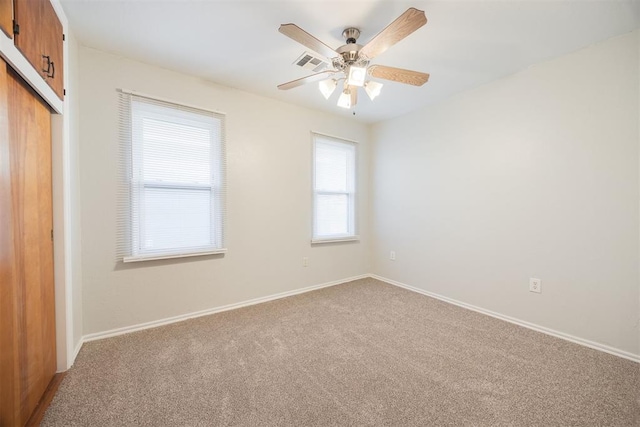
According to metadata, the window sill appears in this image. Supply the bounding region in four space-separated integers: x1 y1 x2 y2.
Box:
311 236 360 244
123 248 227 263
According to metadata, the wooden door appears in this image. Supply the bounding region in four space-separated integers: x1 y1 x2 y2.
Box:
40 0 63 99
0 58 56 427
0 0 12 38
13 0 42 76
0 55 20 427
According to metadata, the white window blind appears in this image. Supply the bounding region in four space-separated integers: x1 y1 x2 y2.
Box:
117 91 226 262
312 133 357 242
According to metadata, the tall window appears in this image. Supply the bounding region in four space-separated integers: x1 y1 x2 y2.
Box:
118 92 226 262
312 133 357 242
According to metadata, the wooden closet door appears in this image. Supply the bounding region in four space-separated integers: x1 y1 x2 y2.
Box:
0 59 56 427
0 56 21 427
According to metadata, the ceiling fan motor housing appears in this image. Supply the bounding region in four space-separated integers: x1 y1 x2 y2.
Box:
334 27 369 71
342 27 360 44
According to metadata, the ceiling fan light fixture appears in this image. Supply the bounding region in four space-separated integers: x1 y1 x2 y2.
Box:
318 79 338 99
365 80 383 100
337 89 351 109
347 66 367 87
277 8 430 111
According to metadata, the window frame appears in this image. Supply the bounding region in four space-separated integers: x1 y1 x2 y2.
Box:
311 132 359 244
120 91 227 263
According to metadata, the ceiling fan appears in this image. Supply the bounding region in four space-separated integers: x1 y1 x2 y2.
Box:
277 7 430 109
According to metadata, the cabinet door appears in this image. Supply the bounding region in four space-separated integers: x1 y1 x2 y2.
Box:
13 0 43 75
41 0 63 99
0 0 12 38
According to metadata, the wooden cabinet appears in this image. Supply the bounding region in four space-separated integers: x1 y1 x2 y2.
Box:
0 0 12 38
13 0 64 100
40 0 63 99
0 58 56 427
13 0 39 71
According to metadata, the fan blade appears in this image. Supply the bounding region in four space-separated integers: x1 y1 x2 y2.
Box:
279 23 336 60
359 8 427 60
277 71 336 90
350 86 358 107
368 65 429 86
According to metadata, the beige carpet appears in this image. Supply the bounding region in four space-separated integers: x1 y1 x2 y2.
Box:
43 278 639 426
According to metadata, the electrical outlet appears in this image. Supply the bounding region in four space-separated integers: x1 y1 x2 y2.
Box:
390 251 396 261
302 257 309 267
529 278 541 293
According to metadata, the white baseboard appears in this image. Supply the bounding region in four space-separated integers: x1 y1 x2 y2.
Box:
66 338 82 369
73 339 83 362
75 273 638 366
81 274 369 345
370 274 640 363
58 338 84 372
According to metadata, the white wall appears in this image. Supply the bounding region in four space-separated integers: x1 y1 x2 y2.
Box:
371 31 640 356
78 47 371 335
76 32 639 359
67 32 83 356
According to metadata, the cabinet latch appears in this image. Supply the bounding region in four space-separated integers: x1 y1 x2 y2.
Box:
13 20 19 35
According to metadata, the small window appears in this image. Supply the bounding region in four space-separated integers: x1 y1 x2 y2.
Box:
312 133 357 243
118 92 226 262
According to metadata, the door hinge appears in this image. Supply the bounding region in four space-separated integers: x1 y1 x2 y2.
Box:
51 229 53 241
13 20 19 35
63 89 66 96
63 34 65 41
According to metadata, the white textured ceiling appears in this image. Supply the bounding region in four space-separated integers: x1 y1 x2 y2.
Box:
61 0 639 123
